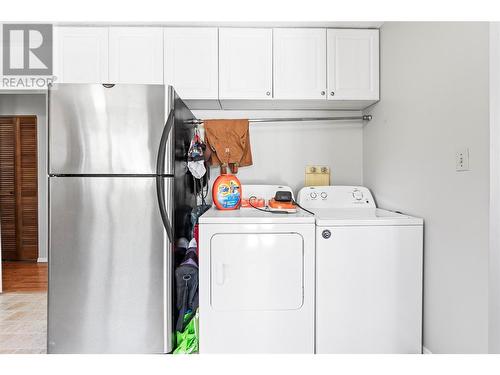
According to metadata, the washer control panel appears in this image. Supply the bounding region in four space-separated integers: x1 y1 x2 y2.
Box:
297 186 376 208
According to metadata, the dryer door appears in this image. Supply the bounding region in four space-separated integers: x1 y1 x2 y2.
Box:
210 233 304 311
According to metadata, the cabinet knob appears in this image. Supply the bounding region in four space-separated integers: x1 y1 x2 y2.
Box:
266 91 271 96
330 91 335 96
321 91 326 96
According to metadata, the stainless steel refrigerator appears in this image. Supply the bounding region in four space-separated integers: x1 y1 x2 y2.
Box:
47 83 198 353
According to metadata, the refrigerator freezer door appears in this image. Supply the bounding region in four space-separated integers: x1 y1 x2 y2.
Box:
49 84 168 175
48 176 174 353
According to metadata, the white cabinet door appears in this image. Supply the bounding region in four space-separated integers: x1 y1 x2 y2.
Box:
327 29 379 100
273 28 327 100
109 27 163 84
54 27 109 83
164 27 218 99
219 28 273 99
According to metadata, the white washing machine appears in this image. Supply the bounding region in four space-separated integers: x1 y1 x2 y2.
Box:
298 186 423 354
199 185 315 353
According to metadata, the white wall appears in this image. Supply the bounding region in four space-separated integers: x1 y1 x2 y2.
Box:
192 110 364 195
0 94 48 262
363 22 490 353
489 22 500 354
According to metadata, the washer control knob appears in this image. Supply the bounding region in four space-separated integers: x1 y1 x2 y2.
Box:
320 192 328 199
352 189 364 201
322 230 331 239
310 192 318 199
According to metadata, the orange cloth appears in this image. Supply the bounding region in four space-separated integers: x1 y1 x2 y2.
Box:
204 119 252 173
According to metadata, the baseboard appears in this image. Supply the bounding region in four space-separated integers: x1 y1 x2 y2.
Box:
37 257 47 263
422 346 432 354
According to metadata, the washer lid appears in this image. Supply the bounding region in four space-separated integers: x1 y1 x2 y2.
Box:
313 208 423 226
200 206 315 224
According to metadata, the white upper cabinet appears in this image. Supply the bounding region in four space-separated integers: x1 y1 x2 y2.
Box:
273 28 327 100
54 27 109 83
219 28 273 99
52 26 380 109
327 29 379 100
164 27 218 99
109 27 163 84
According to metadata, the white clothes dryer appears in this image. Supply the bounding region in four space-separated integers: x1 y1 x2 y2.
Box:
199 185 315 353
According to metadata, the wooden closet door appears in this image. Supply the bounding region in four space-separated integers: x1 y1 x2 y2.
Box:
16 116 39 260
0 117 17 260
0 116 38 261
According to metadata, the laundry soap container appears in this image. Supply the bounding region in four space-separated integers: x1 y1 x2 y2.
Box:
212 173 241 210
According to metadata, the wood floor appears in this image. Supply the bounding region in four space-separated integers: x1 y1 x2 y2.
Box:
1 261 48 293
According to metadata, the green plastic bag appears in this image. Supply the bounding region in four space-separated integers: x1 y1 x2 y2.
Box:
173 309 199 354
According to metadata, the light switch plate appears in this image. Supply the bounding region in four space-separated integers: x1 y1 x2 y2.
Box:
456 148 470 171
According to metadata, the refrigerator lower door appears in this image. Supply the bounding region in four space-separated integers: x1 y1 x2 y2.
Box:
48 176 174 353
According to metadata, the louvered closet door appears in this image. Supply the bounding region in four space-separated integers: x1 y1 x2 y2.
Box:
16 117 38 260
0 116 38 261
0 117 17 260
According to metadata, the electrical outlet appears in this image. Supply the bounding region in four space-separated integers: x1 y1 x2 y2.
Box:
456 148 470 171
305 165 330 186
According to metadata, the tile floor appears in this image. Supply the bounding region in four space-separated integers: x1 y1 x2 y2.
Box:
0 292 47 354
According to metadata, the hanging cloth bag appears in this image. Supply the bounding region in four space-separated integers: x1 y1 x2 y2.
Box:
187 129 207 179
203 119 252 174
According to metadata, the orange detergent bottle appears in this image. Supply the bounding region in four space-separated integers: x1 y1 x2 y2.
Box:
212 174 242 210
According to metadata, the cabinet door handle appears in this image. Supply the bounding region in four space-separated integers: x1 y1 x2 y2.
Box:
330 91 335 96
321 91 326 96
266 91 271 96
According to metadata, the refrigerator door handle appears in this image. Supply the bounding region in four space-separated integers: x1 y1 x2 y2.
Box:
156 109 175 242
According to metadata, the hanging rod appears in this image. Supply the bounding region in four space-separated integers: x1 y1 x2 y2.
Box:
187 115 372 124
